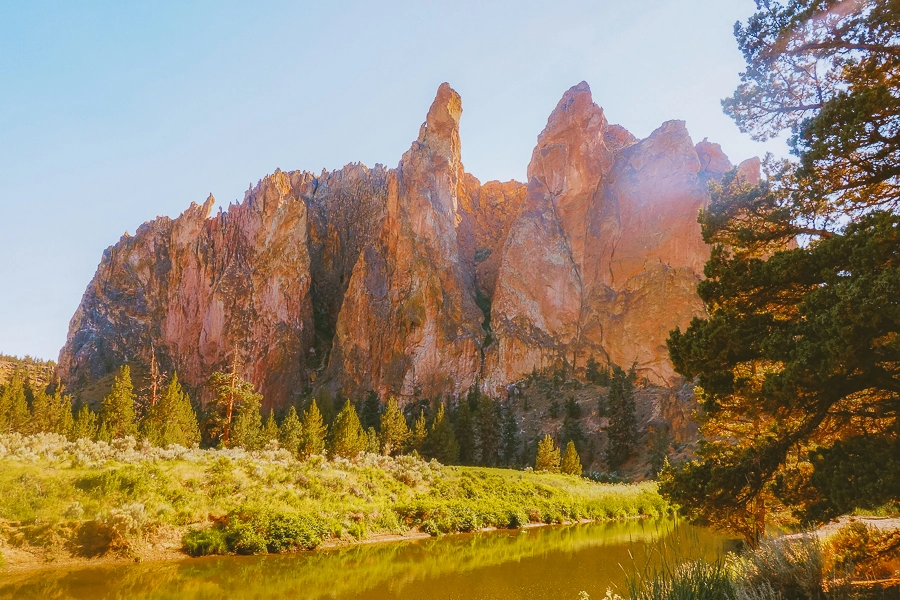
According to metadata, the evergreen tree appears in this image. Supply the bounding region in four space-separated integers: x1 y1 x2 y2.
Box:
535 434 560 473
425 402 458 464
99 365 138 440
230 389 264 450
662 0 900 541
477 395 501 467
279 406 304 457
330 399 366 458
29 384 73 437
299 399 327 459
409 409 428 456
142 373 201 448
53 388 75 438
586 357 610 385
548 398 561 419
206 365 263 447
561 440 583 475
561 397 585 449
316 388 335 427
605 365 637 473
30 387 53 434
379 396 410 456
500 401 520 467
365 427 379 454
360 390 382 431
453 398 475 465
0 370 31 434
71 403 99 441
262 409 279 445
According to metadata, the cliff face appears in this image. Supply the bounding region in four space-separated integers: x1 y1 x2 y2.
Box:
327 84 486 399
59 82 751 406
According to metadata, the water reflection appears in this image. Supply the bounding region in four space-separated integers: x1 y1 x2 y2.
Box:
0 519 737 600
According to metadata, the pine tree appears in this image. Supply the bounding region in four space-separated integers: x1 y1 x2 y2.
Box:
425 402 458 464
262 409 279 445
409 409 428 456
0 370 31 434
360 391 382 431
477 395 501 467
230 389 264 450
299 400 327 459
379 396 410 456
605 365 637 473
31 387 53 434
99 365 138 441
453 399 475 465
32 385 74 437
585 357 610 385
206 364 263 447
561 397 585 449
53 388 74 438
365 427 379 454
500 401 520 467
279 406 304 456
330 399 366 459
561 440 583 475
71 403 99 441
535 434 561 473
142 373 201 448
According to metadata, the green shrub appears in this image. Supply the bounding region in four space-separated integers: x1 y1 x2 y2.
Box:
183 527 229 557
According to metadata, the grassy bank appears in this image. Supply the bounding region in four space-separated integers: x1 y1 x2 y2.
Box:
612 522 900 600
0 433 667 569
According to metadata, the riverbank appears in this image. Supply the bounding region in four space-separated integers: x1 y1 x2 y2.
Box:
0 433 668 572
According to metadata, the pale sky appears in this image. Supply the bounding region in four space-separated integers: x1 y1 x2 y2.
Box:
0 0 788 361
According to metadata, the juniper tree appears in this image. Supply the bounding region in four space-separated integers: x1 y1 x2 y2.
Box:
535 434 561 473
99 365 138 441
561 440 583 475
379 397 410 456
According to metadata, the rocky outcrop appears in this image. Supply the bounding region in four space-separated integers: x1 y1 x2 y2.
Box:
327 84 486 400
482 83 722 393
60 81 752 407
58 166 387 410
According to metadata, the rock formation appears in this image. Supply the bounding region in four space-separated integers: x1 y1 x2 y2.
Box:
59 81 753 407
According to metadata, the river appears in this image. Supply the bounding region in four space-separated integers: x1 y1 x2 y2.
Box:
0 519 738 600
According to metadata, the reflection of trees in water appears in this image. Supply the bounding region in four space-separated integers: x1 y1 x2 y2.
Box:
0 520 735 600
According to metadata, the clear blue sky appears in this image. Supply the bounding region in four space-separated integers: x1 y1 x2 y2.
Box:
0 0 787 361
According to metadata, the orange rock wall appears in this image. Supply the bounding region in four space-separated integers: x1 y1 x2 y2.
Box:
59 82 750 406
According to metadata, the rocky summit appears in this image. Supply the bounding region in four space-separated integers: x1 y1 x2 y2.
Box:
58 82 757 409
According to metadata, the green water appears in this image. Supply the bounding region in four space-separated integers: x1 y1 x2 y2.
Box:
0 520 737 600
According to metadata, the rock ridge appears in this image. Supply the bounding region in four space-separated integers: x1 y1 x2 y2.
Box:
59 82 753 406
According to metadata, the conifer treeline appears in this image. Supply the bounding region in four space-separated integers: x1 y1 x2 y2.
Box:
0 358 641 474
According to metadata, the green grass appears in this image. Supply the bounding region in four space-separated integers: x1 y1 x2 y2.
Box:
0 434 668 562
